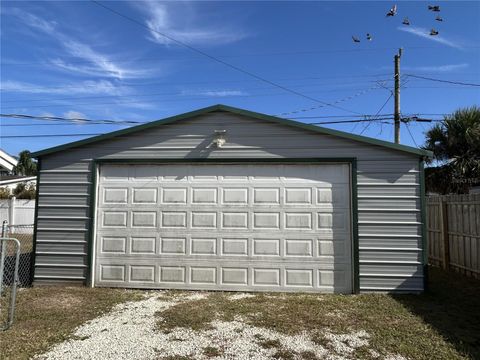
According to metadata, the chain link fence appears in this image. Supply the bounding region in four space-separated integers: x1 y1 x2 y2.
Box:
2 224 34 287
0 237 20 330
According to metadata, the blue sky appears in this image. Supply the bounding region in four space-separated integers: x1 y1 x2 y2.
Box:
1 1 479 156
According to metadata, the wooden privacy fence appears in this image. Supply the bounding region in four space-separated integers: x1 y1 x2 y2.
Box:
427 194 480 278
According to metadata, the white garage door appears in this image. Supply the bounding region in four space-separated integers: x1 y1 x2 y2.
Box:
94 163 352 293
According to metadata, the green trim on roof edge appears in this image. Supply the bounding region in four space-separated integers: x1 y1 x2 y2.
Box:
31 104 432 158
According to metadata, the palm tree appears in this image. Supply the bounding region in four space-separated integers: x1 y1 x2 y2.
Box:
12 150 37 176
423 106 480 194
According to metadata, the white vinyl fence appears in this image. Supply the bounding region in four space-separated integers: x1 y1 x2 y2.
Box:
0 198 35 226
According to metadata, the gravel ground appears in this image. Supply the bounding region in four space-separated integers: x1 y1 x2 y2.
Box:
35 292 406 360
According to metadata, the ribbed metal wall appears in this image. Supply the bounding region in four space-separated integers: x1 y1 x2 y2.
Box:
34 111 423 291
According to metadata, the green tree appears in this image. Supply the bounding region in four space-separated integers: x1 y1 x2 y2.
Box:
423 106 480 194
13 182 36 199
12 150 37 176
0 187 11 199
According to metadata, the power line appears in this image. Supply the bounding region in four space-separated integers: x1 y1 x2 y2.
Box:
359 93 394 135
2 84 475 107
0 73 480 92
1 134 104 138
1 82 387 104
90 0 359 115
6 112 443 122
0 118 398 138
0 87 382 110
309 118 394 124
0 113 144 125
405 122 419 147
0 74 392 93
1 123 125 127
289 114 394 119
0 112 443 137
1 116 442 139
1 112 395 124
275 86 379 117
405 74 480 87
0 117 397 127
3 46 479 66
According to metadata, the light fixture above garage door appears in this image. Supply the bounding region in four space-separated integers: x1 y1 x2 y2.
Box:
212 130 227 148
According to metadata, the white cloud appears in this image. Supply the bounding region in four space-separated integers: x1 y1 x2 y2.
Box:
402 63 469 73
116 102 156 110
64 110 86 119
397 26 463 49
1 80 129 96
9 8 152 79
138 2 247 46
9 7 56 33
181 89 248 97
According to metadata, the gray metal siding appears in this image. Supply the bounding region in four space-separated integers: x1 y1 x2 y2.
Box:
34 111 423 291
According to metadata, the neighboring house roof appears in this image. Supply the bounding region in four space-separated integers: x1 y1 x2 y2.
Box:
0 176 37 186
31 104 433 158
0 149 18 172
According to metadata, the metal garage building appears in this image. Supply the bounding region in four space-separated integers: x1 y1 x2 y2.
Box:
31 105 431 293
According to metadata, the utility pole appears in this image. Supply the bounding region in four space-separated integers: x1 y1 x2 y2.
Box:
394 48 402 144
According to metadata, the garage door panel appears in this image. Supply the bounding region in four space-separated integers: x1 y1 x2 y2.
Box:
95 163 352 293
96 261 352 293
96 233 350 258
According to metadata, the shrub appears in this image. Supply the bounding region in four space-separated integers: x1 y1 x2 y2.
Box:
0 187 11 199
13 183 36 200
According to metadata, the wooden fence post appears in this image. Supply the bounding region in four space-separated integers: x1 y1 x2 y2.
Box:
440 198 450 269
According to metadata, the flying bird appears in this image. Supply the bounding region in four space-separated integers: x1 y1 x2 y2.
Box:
428 5 440 12
435 15 443 21
402 17 410 25
430 29 439 36
386 4 397 17
366 33 373 41
352 36 361 43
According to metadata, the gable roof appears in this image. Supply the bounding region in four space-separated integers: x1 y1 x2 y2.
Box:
0 149 18 171
31 104 432 158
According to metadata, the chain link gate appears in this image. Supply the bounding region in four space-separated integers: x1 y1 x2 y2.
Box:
4 223 35 287
1 221 21 330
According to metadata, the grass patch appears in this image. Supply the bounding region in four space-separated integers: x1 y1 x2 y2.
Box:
156 267 479 360
272 349 295 360
259 339 282 349
203 346 223 357
0 286 143 360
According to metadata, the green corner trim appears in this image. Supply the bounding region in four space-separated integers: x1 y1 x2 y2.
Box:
31 104 432 158
351 159 360 293
86 161 98 287
30 158 41 285
86 157 360 293
419 159 428 292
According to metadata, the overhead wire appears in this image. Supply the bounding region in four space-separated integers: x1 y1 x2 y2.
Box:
1 113 395 125
0 86 385 110
359 93 394 135
0 113 143 124
405 74 480 87
275 86 379 117
3 46 479 66
0 74 393 93
1 81 389 104
89 0 360 115
1 112 444 138
405 122 419 147
0 118 395 138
